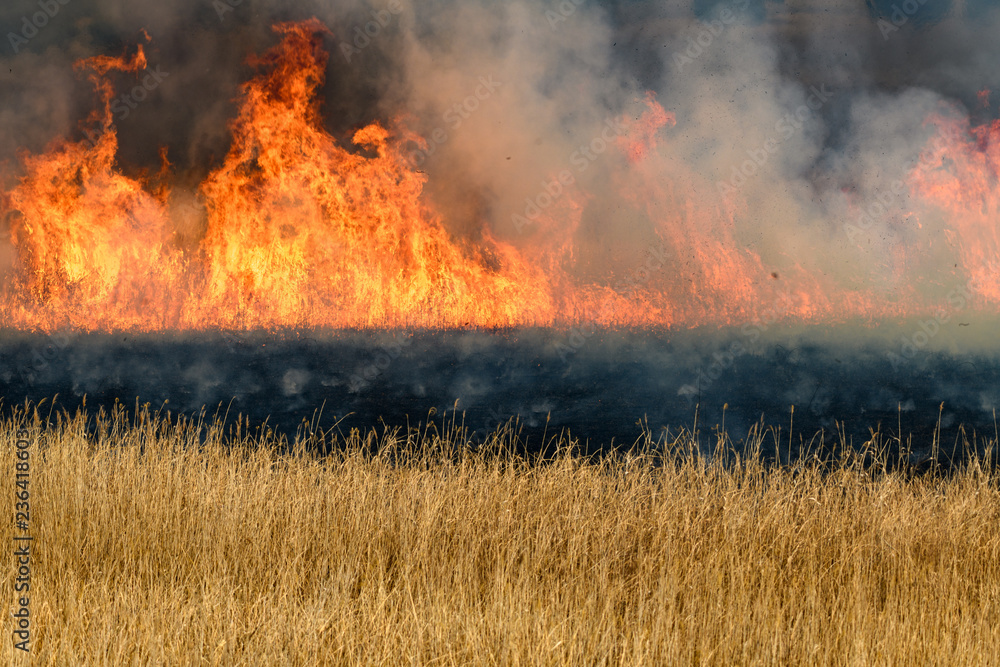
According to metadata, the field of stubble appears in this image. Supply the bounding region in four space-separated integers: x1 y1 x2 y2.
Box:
2 404 999 665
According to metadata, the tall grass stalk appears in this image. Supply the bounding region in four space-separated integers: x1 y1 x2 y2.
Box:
2 404 999 665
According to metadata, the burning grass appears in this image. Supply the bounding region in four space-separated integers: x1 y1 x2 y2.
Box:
6 19 999 334
2 405 1000 664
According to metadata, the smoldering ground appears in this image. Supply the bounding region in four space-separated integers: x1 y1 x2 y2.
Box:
1 322 997 459
1 1 999 451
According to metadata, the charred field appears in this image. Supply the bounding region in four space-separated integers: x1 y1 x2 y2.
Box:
2 318 998 463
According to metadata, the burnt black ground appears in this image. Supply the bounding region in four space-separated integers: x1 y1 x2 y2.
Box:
1 323 998 459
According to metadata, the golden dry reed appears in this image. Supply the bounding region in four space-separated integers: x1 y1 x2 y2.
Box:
2 403 999 665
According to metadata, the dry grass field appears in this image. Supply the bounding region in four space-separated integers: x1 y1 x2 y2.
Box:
2 403 999 665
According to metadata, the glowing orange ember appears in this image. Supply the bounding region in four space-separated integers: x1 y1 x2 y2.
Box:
1 19 997 333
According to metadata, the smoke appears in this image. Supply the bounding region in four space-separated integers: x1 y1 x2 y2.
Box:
1 0 998 328
3 0 1000 442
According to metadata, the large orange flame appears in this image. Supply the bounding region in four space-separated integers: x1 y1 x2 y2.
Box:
196 19 554 329
908 113 1000 304
1 19 997 333
3 43 184 331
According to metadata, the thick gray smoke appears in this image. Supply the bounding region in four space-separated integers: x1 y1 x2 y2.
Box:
1 0 998 340
2 0 1000 446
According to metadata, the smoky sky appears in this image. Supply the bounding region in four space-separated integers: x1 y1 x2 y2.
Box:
2 1 995 171
1 0 999 334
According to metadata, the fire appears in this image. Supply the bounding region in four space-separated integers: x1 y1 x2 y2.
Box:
195 20 556 330
1 19 997 333
3 43 183 331
908 112 1000 304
